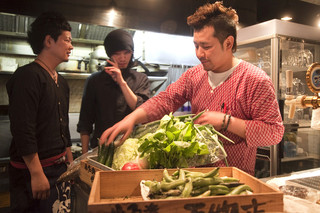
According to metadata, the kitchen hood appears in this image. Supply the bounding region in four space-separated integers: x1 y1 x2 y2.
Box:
0 0 260 36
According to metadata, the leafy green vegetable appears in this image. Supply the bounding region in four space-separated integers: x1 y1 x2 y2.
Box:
112 138 141 170
136 112 233 169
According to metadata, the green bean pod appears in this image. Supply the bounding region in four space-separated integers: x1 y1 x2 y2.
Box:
195 190 211 198
192 177 223 187
203 167 220 178
226 184 253 196
181 177 193 197
163 169 174 182
162 189 182 196
160 179 186 191
221 177 240 183
191 186 209 196
178 169 186 180
209 185 230 195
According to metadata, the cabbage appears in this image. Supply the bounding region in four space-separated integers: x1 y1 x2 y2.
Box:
111 138 140 170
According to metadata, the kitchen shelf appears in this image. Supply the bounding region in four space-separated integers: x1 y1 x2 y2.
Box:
281 154 319 162
0 30 103 45
58 72 91 80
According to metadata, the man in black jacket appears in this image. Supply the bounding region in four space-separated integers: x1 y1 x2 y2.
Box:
7 11 74 212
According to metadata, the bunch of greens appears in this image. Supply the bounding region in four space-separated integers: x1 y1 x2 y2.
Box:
132 111 234 169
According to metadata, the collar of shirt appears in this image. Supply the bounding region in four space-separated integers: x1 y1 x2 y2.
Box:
207 59 242 89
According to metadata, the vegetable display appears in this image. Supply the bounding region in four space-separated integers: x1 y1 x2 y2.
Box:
97 111 234 170
141 167 253 200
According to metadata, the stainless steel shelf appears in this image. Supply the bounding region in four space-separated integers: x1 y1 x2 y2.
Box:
58 72 91 80
281 154 319 162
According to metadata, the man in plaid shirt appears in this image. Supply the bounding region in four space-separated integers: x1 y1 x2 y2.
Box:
100 2 284 175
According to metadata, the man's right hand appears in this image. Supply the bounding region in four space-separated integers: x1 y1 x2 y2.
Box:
31 171 50 200
23 153 50 200
99 108 149 146
99 116 135 146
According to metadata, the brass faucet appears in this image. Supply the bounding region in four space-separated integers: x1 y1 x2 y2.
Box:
285 63 320 119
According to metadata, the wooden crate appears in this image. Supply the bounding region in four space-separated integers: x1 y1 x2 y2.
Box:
80 159 101 186
88 167 283 213
80 157 114 186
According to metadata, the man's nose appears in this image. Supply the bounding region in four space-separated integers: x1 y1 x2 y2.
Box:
196 47 205 58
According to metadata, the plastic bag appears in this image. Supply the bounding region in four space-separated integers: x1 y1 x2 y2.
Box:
57 147 98 183
125 113 231 169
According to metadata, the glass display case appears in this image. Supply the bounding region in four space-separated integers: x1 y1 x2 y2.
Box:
236 19 320 177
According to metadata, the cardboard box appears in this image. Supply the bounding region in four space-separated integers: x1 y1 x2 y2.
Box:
88 167 283 213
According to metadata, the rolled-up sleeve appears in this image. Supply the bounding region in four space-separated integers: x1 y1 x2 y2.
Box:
77 76 95 134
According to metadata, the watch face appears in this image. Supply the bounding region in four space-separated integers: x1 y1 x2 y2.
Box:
306 63 320 93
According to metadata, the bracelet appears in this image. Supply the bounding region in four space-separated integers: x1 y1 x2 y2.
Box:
221 113 227 130
224 114 232 131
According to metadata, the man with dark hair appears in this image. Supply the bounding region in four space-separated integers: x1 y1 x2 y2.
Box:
77 29 150 154
6 11 74 212
100 2 284 176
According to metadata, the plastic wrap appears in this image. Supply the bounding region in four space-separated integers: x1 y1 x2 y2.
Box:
121 112 231 169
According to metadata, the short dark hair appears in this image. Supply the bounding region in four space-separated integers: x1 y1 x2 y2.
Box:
187 2 238 53
27 11 72 54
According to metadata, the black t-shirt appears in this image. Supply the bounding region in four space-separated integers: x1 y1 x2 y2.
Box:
77 68 150 147
6 62 71 162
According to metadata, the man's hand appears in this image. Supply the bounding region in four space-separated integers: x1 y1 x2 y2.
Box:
23 153 50 200
104 59 125 85
99 108 149 146
99 116 135 146
31 171 50 200
195 110 246 139
193 111 225 131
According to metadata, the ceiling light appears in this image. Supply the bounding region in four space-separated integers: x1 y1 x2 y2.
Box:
104 0 118 27
281 16 293 21
281 0 293 21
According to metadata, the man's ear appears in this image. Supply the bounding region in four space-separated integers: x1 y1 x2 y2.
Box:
224 35 234 51
44 35 53 47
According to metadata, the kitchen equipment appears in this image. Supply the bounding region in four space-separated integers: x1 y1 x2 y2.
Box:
57 56 85 72
89 45 108 72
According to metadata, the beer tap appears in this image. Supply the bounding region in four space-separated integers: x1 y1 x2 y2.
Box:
285 63 320 119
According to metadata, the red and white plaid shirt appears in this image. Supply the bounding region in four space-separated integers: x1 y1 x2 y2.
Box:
139 60 284 175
